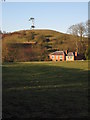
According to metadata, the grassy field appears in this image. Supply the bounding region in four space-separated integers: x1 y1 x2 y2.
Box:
2 61 89 118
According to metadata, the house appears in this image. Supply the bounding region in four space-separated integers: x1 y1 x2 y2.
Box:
49 50 78 61
49 51 66 61
66 52 74 61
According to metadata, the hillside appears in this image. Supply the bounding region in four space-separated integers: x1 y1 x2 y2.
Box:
2 29 88 62
2 29 65 44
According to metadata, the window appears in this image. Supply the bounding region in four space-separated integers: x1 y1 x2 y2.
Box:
66 56 69 60
52 55 54 59
70 56 73 60
56 55 58 59
60 55 62 59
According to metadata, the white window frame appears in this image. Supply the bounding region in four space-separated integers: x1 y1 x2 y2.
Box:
56 55 58 59
52 55 54 59
60 55 62 59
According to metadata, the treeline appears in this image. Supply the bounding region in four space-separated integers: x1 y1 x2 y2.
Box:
2 43 50 62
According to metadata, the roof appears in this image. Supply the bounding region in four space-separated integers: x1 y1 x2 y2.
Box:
50 51 65 55
23 42 37 44
67 52 74 56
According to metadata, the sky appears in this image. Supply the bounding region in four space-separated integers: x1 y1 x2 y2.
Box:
0 0 89 2
1 2 88 33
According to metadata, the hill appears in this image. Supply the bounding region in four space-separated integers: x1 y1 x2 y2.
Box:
2 29 88 62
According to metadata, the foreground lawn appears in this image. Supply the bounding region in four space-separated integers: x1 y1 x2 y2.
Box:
2 61 89 118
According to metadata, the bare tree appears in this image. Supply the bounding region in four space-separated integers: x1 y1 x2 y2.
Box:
85 21 88 37
67 24 79 52
67 22 87 52
77 22 86 41
68 22 86 40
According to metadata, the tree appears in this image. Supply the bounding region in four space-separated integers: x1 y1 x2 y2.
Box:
77 22 86 41
67 25 79 52
0 30 2 34
68 22 86 41
3 31 7 34
85 20 90 38
85 45 90 60
85 21 88 37
67 22 87 52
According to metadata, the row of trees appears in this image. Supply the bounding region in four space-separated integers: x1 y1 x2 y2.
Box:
2 42 49 62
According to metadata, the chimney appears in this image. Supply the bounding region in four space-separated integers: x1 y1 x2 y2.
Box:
65 50 68 55
75 52 77 56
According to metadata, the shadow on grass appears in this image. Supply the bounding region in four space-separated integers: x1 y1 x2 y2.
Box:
2 62 89 119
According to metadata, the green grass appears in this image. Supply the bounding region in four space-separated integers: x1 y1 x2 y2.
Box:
2 61 89 118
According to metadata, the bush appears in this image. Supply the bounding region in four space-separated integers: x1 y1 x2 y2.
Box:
85 46 90 60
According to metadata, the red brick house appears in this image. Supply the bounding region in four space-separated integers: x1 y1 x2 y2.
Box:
49 50 78 61
49 51 66 61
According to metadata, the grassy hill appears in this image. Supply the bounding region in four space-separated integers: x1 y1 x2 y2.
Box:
3 29 65 44
2 29 88 62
